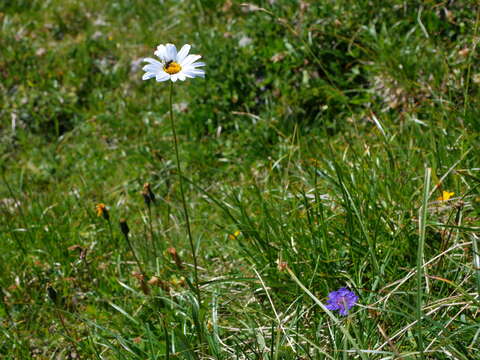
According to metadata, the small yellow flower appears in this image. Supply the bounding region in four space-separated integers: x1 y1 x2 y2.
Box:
228 230 241 240
96 203 109 220
437 191 454 201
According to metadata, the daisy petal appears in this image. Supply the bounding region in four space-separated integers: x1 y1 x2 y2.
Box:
142 72 156 80
154 45 167 61
181 54 202 67
156 72 170 82
184 69 205 78
166 43 177 61
178 73 186 81
177 44 191 63
182 69 194 76
170 74 178 82
190 61 206 67
142 64 162 73
143 57 163 66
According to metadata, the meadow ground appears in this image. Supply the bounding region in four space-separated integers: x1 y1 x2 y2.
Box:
1 0 479 359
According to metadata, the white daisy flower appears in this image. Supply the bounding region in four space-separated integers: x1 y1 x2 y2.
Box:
142 43 205 83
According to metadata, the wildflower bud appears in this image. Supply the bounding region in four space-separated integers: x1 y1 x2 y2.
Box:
132 271 150 295
276 259 288 272
148 276 170 291
96 203 109 220
167 247 183 269
458 48 470 57
119 218 129 237
131 271 144 281
142 182 156 206
148 276 159 285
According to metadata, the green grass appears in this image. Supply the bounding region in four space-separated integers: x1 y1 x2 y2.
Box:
1 0 480 358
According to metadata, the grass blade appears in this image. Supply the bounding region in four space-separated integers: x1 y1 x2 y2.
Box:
416 166 431 359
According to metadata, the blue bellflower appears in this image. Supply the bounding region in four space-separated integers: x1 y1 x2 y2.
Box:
325 287 358 316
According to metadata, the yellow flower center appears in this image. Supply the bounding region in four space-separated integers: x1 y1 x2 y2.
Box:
164 61 182 75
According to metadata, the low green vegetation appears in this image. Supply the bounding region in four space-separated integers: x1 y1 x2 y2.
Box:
1 0 479 358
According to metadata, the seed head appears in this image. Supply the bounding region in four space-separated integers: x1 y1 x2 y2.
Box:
46 283 59 305
276 259 288 272
167 247 183 269
119 218 130 237
142 182 156 206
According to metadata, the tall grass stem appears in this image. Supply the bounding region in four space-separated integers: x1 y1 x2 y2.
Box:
416 167 431 359
472 234 480 296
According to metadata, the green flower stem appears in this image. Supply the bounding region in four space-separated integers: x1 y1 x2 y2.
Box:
106 218 116 247
122 228 146 277
146 203 158 260
168 82 201 305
